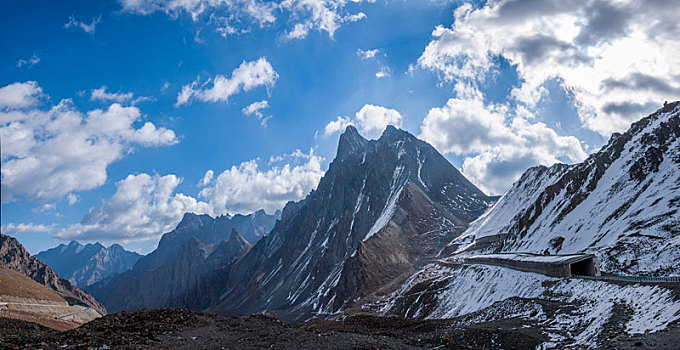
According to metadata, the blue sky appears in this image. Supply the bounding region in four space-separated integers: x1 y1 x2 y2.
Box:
2 0 678 254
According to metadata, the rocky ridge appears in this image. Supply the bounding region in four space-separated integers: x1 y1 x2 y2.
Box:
36 241 141 287
0 233 106 315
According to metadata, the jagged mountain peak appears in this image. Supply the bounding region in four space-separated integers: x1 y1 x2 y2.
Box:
378 124 413 142
337 125 368 159
36 239 140 288
209 124 496 322
176 212 214 230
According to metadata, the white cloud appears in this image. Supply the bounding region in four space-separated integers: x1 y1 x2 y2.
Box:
199 148 324 214
242 100 271 126
16 53 40 69
0 81 43 110
90 86 134 103
1 222 53 234
58 173 212 242
118 0 369 40
356 48 379 60
59 147 324 241
286 22 313 40
416 0 680 135
176 57 278 106
419 84 587 195
323 104 402 138
198 169 214 187
56 147 325 241
278 1 367 40
355 104 402 135
64 15 101 34
324 116 352 136
0 81 177 202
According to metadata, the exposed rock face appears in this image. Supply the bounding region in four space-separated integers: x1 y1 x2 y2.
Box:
449 101 680 276
36 241 141 287
129 211 276 275
0 233 106 315
91 229 251 313
86 211 276 311
209 125 495 322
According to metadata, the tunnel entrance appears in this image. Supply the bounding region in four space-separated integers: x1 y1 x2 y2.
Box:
569 257 596 276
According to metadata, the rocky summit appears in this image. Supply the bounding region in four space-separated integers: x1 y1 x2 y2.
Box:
208 125 496 322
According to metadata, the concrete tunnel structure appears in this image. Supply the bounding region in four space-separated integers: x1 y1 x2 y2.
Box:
464 253 601 278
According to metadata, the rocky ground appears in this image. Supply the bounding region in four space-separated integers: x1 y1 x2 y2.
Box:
1 307 677 349
0 308 545 349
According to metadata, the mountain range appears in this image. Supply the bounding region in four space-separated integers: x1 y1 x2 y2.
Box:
85 210 277 312
84 124 496 320
379 101 680 347
0 233 106 316
4 101 679 348
207 125 497 321
36 241 142 287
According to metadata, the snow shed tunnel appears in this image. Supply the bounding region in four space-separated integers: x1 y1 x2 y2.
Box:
464 253 600 278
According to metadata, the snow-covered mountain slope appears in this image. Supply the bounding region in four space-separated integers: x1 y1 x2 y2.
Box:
383 264 680 348
36 241 141 287
377 102 680 349
451 101 680 276
208 125 495 322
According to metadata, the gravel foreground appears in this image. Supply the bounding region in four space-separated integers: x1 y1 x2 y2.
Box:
0 308 542 349
1 307 677 349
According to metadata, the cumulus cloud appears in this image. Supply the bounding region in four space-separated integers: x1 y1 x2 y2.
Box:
355 104 402 135
199 148 324 214
58 173 212 242
324 116 352 136
420 84 587 194
64 14 101 34
0 81 177 202
58 149 324 241
416 0 680 135
118 0 369 40
324 104 402 138
16 53 40 69
176 57 278 106
242 100 271 126
0 81 43 110
1 223 53 234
